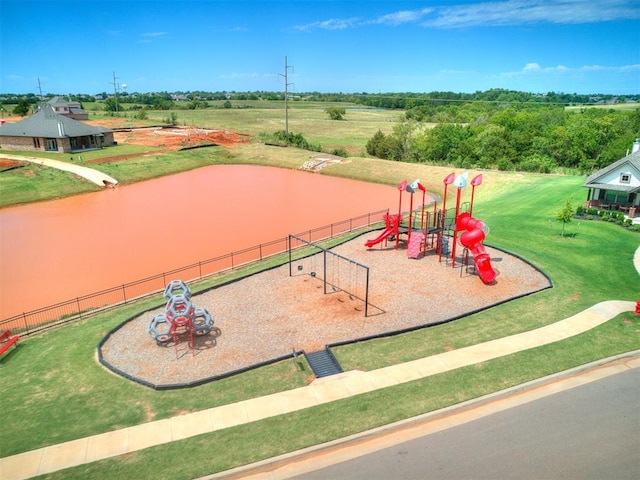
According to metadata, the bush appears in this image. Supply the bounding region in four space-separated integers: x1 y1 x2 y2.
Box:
575 206 586 216
330 147 349 157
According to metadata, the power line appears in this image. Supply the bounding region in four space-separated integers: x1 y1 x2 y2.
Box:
279 56 294 135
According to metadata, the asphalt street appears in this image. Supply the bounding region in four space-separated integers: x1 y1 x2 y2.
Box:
294 366 640 480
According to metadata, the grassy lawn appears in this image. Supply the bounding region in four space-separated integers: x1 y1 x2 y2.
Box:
1 104 639 478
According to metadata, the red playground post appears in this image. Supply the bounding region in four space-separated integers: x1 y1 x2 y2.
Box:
396 180 408 250
469 174 483 216
440 173 455 263
451 172 468 267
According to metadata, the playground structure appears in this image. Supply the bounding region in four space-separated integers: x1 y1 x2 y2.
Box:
289 234 371 317
147 280 214 358
365 172 497 284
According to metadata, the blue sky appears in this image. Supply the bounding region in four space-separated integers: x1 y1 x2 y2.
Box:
2 0 639 95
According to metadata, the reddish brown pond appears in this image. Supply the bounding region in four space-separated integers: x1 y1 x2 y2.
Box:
0 165 402 319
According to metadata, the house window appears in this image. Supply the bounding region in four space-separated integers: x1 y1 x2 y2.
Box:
605 191 629 203
620 173 631 184
45 138 58 151
33 137 41 148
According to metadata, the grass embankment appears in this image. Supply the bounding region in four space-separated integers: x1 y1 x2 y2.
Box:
1 105 638 478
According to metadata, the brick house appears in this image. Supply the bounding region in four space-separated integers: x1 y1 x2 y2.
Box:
46 96 89 120
0 104 115 153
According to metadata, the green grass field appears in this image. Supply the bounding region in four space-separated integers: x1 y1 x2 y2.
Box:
0 104 639 479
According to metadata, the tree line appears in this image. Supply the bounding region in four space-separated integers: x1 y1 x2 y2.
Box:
366 104 640 174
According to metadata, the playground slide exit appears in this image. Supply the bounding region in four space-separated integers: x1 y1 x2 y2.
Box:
365 213 401 249
456 212 497 284
364 227 394 248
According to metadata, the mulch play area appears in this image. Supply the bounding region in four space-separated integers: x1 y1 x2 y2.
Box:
99 231 550 388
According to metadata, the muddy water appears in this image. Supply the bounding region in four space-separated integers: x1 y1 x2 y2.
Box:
0 165 399 319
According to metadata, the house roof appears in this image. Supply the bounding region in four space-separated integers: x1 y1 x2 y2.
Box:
47 96 78 106
0 104 111 138
583 149 640 193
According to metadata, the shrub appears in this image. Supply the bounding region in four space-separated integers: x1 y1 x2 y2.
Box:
330 147 349 157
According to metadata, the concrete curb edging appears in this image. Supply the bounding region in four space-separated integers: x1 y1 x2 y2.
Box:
205 350 640 480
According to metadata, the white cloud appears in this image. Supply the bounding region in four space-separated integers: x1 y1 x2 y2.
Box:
371 8 434 26
504 62 639 77
423 0 640 28
293 1 640 32
141 32 168 37
294 17 360 31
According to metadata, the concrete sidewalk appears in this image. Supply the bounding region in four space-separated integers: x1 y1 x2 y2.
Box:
1 153 118 187
0 300 635 480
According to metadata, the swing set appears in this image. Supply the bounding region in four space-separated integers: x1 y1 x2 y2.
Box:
288 234 371 317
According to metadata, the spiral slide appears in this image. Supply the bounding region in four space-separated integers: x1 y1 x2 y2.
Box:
456 212 496 284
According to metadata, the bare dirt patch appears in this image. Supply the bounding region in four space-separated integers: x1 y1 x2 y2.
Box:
83 118 249 154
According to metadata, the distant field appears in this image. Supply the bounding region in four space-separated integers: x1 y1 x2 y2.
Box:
565 102 640 111
90 102 404 153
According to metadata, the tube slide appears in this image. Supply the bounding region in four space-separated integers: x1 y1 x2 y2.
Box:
456 212 496 284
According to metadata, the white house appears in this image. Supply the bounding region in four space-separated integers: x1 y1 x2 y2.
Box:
583 139 640 218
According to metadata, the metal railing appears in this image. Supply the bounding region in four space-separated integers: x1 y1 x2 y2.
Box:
1 209 389 336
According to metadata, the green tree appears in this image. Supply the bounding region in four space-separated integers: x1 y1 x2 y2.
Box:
325 106 346 120
13 99 30 116
556 197 574 237
103 98 118 113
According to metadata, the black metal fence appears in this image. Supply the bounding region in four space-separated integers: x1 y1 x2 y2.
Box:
1 209 389 336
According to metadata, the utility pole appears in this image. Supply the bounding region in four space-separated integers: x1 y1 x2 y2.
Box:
110 71 120 113
37 78 44 100
279 56 294 136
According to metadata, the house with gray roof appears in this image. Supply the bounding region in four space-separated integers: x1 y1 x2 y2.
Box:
583 139 640 218
46 96 89 120
0 104 115 153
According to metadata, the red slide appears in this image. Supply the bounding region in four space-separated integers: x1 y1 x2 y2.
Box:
456 212 496 284
365 213 401 248
364 227 395 248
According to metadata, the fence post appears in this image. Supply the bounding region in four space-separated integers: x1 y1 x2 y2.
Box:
365 268 370 317
23 312 29 335
76 298 83 319
323 250 327 295
122 285 127 304
288 236 292 277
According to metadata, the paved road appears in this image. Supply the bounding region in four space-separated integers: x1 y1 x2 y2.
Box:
294 367 640 480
